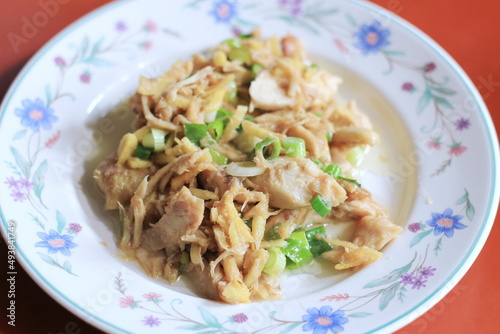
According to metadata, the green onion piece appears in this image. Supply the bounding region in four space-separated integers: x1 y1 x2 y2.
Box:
264 223 282 241
338 176 362 187
229 47 251 65
179 251 190 275
321 164 342 178
225 81 238 105
225 161 266 177
326 131 333 143
244 218 253 229
207 119 225 140
313 159 324 168
321 164 362 187
142 128 167 152
209 148 228 165
223 38 241 49
251 63 263 76
263 247 287 276
132 144 153 160
305 226 333 257
254 137 281 161
184 123 208 145
238 33 252 39
216 108 234 120
244 116 254 122
283 231 314 268
311 195 332 218
283 137 306 158
346 146 364 166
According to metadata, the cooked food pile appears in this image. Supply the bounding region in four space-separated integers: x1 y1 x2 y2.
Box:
94 30 402 304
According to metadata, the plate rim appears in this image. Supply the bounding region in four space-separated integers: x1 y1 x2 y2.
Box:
0 0 498 333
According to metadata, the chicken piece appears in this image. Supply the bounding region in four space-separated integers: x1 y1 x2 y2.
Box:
332 127 380 147
249 70 294 110
186 259 223 301
93 155 154 210
330 198 387 221
150 187 204 250
302 71 341 107
352 216 403 251
198 167 242 196
250 157 347 209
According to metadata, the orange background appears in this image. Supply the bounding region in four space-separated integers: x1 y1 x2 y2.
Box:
0 1 499 333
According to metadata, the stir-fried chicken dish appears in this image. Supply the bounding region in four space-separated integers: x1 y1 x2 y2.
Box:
93 31 402 304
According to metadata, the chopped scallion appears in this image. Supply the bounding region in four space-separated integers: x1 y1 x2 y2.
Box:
283 231 314 268
264 223 282 241
320 163 362 187
207 119 225 140
251 63 263 76
142 128 167 152
305 226 333 257
311 195 332 218
238 33 252 39
338 176 362 187
209 148 228 165
184 123 208 145
263 247 287 276
244 218 253 229
321 164 342 178
179 251 190 274
225 161 266 177
254 137 281 161
216 108 234 120
346 146 364 166
326 131 333 143
132 144 153 160
228 47 251 65
283 137 306 158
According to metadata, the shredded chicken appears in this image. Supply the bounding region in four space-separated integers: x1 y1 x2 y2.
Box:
94 31 402 304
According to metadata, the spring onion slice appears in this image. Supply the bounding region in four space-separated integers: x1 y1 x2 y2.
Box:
251 63 263 76
326 131 333 143
346 146 365 166
263 247 287 276
283 231 314 268
305 226 333 257
184 123 208 145
209 148 228 165
225 161 266 177
283 137 306 158
207 120 225 140
132 144 153 160
142 128 167 152
178 251 190 275
216 108 234 120
264 223 282 241
254 137 281 161
311 195 332 218
338 176 362 187
321 164 362 187
321 164 342 178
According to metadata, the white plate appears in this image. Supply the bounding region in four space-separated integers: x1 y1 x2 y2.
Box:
1 0 498 333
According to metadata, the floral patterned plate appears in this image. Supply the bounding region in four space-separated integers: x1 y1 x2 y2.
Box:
1 0 498 333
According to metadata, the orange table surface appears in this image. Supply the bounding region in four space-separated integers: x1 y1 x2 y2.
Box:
1 1 499 333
